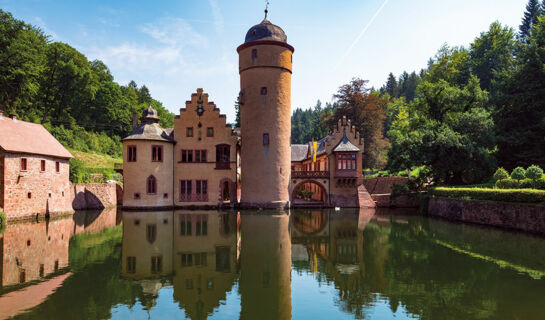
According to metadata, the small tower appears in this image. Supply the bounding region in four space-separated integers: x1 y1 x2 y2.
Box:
237 11 294 209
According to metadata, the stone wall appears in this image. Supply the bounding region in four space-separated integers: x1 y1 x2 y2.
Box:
372 194 421 208
428 197 545 235
1 151 72 219
362 177 408 195
72 183 117 211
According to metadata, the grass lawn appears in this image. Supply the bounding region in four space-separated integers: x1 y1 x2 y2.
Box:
68 148 122 169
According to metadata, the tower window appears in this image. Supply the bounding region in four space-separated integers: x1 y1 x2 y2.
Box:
127 145 137 162
40 160 46 172
55 161 60 172
261 87 267 95
263 133 269 146
152 145 163 162
252 49 257 59
21 158 27 171
146 175 157 194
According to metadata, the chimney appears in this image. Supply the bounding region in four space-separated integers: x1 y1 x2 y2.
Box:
132 113 138 130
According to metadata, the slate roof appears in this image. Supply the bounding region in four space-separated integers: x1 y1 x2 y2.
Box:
333 132 360 152
123 123 174 142
291 144 308 162
0 116 73 159
245 18 287 43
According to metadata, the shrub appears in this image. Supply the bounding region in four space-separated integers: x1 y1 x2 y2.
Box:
492 168 509 181
536 177 545 190
0 211 6 235
495 179 519 189
526 165 544 181
69 158 85 183
520 179 534 189
430 187 545 204
511 167 526 181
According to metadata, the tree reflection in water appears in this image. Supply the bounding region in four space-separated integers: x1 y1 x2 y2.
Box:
1 208 544 320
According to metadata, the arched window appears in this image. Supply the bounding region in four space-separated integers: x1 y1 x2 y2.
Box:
147 175 157 194
216 144 230 169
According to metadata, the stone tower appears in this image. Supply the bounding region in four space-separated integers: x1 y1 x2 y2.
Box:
237 14 294 209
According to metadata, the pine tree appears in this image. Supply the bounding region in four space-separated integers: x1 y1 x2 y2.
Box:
384 73 398 97
519 0 543 40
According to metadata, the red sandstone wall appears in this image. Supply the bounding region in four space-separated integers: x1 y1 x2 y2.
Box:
72 183 117 210
1 218 72 287
2 152 72 219
372 194 420 208
362 177 408 195
0 152 4 210
428 197 545 235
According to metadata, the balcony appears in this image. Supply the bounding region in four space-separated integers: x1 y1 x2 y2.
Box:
179 194 209 202
291 171 329 179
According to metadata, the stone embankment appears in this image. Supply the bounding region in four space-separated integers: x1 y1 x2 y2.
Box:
428 197 545 236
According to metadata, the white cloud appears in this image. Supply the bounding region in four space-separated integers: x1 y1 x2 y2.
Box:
208 0 224 34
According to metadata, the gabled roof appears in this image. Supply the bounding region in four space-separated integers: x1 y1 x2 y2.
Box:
0 116 73 159
333 131 360 152
291 144 308 162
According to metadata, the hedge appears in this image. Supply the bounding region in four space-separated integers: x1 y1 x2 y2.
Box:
429 187 545 204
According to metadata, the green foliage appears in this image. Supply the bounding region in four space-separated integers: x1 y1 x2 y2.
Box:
430 187 545 204
0 9 174 157
520 178 534 189
493 168 510 181
519 0 543 40
511 167 527 180
291 100 335 144
526 165 544 180
387 76 496 185
69 158 85 183
0 211 6 235
496 179 520 189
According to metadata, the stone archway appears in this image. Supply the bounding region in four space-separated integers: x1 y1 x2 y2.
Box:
291 180 328 205
219 178 235 204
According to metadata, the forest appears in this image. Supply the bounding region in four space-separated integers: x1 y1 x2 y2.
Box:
292 0 545 185
1 1 545 186
0 9 173 158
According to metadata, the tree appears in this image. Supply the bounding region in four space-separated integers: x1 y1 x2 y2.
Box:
425 45 470 87
493 168 509 181
511 166 526 181
234 98 241 128
519 0 543 40
526 165 543 180
387 76 496 185
382 73 398 97
332 78 390 169
495 18 545 169
469 22 516 94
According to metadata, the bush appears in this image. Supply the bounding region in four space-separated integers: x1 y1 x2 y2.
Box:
536 177 545 190
526 165 544 181
0 211 6 235
511 167 526 181
493 168 509 181
69 158 85 183
430 187 545 204
495 179 519 189
520 179 534 189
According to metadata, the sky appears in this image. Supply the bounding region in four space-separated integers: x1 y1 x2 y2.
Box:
1 0 530 122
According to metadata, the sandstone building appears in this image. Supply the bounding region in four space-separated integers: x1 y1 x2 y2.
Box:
0 113 73 218
122 15 368 210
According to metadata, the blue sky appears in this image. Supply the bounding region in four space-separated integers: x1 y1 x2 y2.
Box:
1 0 529 122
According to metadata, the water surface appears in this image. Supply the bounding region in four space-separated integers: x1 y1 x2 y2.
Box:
1 208 544 319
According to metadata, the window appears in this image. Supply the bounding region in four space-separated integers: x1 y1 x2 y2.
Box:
252 49 257 59
40 160 46 172
55 161 60 172
147 224 157 243
21 158 27 171
336 153 357 171
147 175 157 194
152 145 163 162
27 192 32 199
199 150 207 162
216 145 230 169
180 180 192 195
180 214 192 236
181 253 193 266
196 180 208 195
196 215 208 236
182 150 206 163
263 133 269 146
163 193 168 199
134 193 140 199
151 256 162 273
186 127 194 137
195 253 207 266
261 87 267 95
127 257 136 274
207 127 214 137
39 264 44 277
127 145 137 162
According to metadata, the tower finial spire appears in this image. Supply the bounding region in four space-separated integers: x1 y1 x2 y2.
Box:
264 0 269 20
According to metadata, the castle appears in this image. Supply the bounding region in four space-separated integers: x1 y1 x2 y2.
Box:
122 15 368 210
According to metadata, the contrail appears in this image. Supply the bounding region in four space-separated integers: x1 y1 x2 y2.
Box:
335 0 390 70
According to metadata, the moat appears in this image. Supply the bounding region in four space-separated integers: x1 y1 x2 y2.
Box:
1 208 544 320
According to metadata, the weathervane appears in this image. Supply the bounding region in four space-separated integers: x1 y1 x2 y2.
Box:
264 0 269 19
